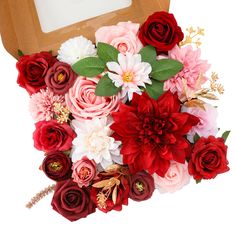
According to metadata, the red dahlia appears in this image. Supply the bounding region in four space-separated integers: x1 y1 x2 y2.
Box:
111 91 199 177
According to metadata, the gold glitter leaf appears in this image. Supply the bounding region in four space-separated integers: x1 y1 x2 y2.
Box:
92 179 112 188
180 27 204 47
185 99 205 110
199 93 219 100
112 185 118 205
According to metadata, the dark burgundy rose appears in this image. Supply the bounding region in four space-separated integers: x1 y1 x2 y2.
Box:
188 136 229 180
42 151 72 181
129 171 155 201
33 120 76 152
45 61 77 95
51 179 96 221
138 11 184 52
16 52 57 94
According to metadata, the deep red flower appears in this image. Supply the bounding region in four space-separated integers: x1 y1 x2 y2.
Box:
111 91 199 177
51 179 96 221
138 11 184 53
188 136 229 180
17 52 57 94
91 173 129 213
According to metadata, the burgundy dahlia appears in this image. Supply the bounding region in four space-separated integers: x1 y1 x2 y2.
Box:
111 91 199 177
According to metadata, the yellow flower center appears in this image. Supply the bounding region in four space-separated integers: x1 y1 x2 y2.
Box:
135 181 145 192
49 162 62 171
122 72 134 82
57 73 64 82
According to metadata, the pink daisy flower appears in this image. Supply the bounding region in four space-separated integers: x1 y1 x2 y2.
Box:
29 89 65 122
164 45 210 97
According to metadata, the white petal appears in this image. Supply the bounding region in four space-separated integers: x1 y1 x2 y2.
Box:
108 72 123 87
106 62 123 74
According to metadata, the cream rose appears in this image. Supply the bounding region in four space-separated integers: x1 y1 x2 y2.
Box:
153 161 191 193
95 21 143 54
65 77 121 121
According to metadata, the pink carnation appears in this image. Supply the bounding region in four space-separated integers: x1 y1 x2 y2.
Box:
153 161 190 193
65 77 121 121
29 89 65 122
95 21 143 54
164 45 210 97
182 103 218 142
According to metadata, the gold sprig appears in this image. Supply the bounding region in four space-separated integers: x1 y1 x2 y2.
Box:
182 72 224 110
180 27 204 47
26 184 56 209
210 72 224 94
53 103 70 124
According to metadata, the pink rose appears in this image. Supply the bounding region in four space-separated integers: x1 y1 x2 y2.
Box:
182 103 218 142
95 21 143 54
72 157 97 187
65 77 121 121
153 161 190 193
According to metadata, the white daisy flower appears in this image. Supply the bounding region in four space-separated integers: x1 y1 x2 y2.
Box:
71 117 122 169
107 53 152 100
57 36 97 65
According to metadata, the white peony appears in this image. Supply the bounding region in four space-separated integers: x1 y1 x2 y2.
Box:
57 36 97 65
71 117 122 169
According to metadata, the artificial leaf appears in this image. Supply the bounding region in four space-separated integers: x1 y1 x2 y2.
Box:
112 185 118 205
184 99 205 110
92 179 111 188
151 59 183 81
72 57 105 77
105 164 121 173
95 74 121 96
97 42 119 63
222 130 230 142
146 80 164 100
193 133 200 143
139 45 157 64
196 179 202 184
17 49 24 57
199 93 219 100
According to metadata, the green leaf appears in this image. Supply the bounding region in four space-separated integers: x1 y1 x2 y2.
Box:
95 74 121 96
222 130 231 142
139 45 157 64
17 49 24 57
146 80 164 100
193 133 200 143
97 42 119 63
151 59 183 81
196 179 202 184
72 57 105 77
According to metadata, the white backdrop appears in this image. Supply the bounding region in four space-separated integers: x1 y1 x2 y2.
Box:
0 0 236 235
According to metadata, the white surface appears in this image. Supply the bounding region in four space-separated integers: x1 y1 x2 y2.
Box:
0 1 236 235
34 0 132 33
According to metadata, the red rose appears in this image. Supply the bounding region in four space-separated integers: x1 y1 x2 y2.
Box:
188 136 229 180
111 91 199 177
51 179 96 221
45 61 77 95
16 52 57 94
91 174 129 213
42 151 72 181
33 120 76 152
129 171 155 202
138 11 184 52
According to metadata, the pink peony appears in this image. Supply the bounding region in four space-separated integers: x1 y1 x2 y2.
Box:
164 45 210 97
29 89 65 122
72 157 97 187
95 21 143 54
65 77 121 121
182 103 218 142
153 161 190 193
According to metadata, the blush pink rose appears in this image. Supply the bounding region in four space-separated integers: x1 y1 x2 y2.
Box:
65 77 121 121
164 45 210 97
153 161 191 193
72 157 97 187
95 21 143 54
182 103 218 142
